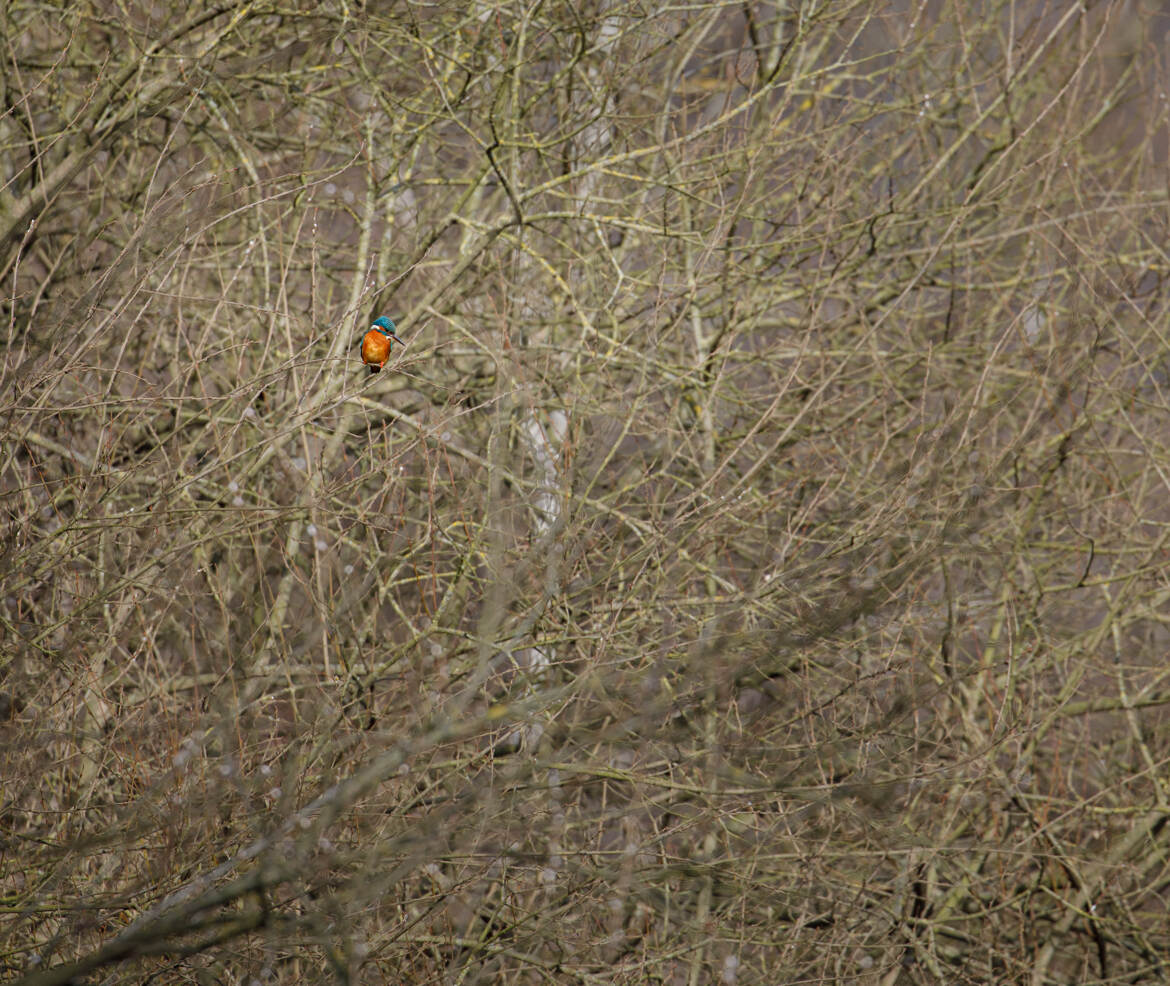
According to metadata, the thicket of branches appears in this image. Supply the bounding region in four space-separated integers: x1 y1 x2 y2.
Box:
3 1 1170 983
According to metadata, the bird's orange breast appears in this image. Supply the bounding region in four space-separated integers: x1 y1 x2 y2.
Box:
361 330 392 367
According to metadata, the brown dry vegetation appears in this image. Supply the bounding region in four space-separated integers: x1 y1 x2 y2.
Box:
3 0 1170 983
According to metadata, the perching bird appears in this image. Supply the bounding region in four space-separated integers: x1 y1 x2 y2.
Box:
360 316 405 372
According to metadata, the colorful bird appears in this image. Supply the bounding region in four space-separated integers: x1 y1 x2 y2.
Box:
360 316 405 372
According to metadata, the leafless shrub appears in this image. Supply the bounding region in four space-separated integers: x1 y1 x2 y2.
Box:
3 1 1170 983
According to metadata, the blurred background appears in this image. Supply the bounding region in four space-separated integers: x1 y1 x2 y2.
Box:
3 1 1170 983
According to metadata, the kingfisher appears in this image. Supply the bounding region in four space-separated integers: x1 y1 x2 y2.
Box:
360 316 405 372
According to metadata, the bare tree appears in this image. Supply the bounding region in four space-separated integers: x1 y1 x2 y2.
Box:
3 1 1170 983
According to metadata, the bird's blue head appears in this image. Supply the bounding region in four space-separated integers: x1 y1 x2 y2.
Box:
370 316 404 346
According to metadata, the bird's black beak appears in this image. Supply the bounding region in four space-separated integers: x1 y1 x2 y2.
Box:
388 332 404 347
